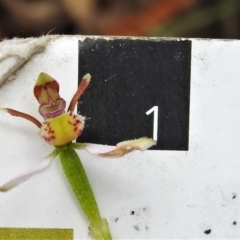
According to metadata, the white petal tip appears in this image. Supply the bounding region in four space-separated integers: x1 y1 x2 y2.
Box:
116 138 157 151
0 187 11 192
83 73 91 82
0 156 53 192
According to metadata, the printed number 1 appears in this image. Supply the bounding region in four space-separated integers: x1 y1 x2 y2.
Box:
146 106 158 141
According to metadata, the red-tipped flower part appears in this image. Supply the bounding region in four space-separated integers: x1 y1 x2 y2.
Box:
34 72 66 118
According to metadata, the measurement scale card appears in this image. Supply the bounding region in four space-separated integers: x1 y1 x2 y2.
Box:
0 36 239 239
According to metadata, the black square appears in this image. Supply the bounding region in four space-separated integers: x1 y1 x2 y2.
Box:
77 38 191 150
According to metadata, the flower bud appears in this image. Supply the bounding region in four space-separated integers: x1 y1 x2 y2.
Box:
34 73 66 118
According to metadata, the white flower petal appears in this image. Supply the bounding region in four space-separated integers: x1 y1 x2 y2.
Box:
84 143 116 154
0 156 52 192
84 138 156 157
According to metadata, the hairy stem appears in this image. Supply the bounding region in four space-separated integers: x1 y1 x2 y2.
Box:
58 144 112 240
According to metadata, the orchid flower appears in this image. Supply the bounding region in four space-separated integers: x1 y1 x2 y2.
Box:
0 72 156 239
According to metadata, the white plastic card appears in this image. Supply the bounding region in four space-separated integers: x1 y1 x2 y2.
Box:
0 36 240 239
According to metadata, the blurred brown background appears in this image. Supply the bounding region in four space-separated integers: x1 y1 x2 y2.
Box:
0 0 240 40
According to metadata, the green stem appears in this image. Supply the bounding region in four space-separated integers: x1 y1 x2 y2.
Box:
57 144 112 240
